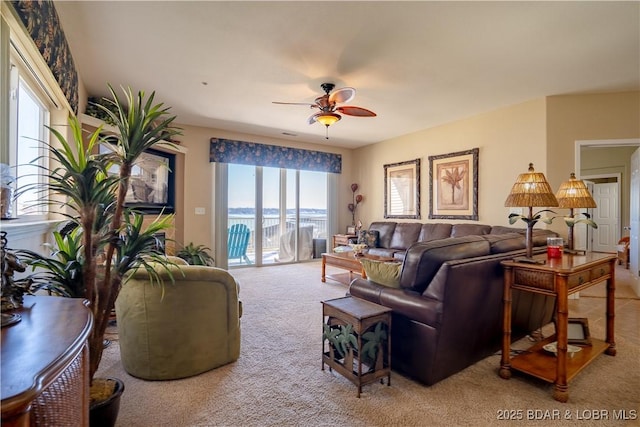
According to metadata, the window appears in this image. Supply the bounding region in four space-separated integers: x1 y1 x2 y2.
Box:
8 49 50 218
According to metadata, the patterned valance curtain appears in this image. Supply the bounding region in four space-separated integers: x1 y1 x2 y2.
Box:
210 138 342 174
10 0 79 114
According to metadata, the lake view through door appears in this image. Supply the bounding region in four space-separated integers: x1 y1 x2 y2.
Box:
227 164 328 267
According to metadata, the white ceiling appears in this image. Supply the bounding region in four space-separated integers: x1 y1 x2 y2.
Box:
54 1 640 149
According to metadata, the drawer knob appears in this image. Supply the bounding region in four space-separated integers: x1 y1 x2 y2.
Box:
579 276 584 285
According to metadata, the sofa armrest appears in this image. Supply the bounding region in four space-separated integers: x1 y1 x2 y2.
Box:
379 288 441 327
349 278 441 326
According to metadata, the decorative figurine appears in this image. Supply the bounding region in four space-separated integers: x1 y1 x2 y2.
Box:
1 231 30 312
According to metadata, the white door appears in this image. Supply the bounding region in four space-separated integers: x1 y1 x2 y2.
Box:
630 148 639 285
591 182 619 252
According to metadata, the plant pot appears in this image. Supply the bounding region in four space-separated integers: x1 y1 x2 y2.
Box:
90 377 125 427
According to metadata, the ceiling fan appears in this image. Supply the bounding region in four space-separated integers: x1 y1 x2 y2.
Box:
273 83 376 139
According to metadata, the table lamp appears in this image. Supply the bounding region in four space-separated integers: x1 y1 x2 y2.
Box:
504 163 558 261
555 172 597 252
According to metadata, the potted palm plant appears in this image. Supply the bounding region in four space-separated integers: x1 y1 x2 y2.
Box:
176 242 215 266
19 85 181 426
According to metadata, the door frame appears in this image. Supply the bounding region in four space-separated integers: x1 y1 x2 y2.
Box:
575 138 640 252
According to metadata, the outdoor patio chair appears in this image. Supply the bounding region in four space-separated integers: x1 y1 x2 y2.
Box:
228 223 252 264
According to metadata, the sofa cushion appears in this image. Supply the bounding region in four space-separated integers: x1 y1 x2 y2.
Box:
400 235 491 293
389 223 422 250
360 258 402 288
450 223 492 237
489 225 526 235
418 223 453 242
366 247 403 258
357 229 380 248
482 233 527 254
368 222 397 248
531 229 558 245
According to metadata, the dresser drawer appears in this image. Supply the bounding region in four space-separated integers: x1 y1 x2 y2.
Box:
590 263 611 281
513 269 555 291
567 270 591 290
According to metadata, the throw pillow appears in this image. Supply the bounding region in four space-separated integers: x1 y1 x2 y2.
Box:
360 258 401 288
357 230 380 248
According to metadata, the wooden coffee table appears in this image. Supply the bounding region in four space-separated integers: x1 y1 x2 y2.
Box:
321 252 397 285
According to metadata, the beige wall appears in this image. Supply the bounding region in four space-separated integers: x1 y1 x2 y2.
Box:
74 90 638 253
352 92 640 242
177 124 354 257
353 98 548 228
546 91 640 237
73 71 640 252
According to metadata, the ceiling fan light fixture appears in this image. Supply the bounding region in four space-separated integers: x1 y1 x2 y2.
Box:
315 112 341 127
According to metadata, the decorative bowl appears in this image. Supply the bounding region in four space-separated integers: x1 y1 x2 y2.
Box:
543 341 582 357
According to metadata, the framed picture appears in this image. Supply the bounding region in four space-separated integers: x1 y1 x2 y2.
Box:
346 226 356 235
568 318 592 345
428 148 479 220
100 144 176 214
384 159 421 219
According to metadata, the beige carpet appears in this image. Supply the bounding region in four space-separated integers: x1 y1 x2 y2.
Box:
98 261 640 427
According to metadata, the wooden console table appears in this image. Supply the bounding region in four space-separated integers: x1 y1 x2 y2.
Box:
332 234 356 249
499 252 617 402
1 295 93 426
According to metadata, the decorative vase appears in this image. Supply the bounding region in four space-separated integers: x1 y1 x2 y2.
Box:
1 186 13 219
89 377 125 427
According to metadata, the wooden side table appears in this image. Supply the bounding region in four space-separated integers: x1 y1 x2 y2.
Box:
499 252 617 402
322 296 392 397
332 234 356 249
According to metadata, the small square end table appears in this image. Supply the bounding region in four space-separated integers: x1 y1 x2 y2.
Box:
321 296 392 397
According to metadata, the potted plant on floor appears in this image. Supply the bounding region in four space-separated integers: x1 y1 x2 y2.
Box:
18 85 181 426
176 242 215 266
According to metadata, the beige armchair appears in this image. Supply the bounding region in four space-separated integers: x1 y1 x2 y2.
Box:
115 260 241 380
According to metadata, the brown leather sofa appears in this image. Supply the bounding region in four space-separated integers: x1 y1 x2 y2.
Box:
349 227 556 386
361 221 552 260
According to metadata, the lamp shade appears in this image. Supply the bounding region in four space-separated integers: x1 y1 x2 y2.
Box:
555 173 597 209
504 163 559 208
315 113 341 127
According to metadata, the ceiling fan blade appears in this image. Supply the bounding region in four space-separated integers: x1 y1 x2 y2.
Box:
307 113 318 125
272 101 317 108
336 106 377 117
329 87 355 104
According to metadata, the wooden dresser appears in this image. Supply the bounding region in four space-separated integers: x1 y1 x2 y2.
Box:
1 295 93 426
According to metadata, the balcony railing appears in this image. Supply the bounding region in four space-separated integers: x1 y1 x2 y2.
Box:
227 215 327 265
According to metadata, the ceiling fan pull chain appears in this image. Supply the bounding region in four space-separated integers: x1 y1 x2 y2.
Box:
325 125 329 140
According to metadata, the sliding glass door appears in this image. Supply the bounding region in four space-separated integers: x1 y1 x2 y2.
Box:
226 164 328 267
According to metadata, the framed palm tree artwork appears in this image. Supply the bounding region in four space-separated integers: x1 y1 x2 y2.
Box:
429 148 479 220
